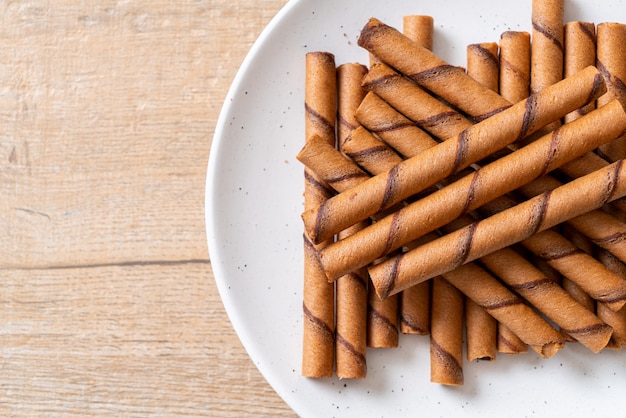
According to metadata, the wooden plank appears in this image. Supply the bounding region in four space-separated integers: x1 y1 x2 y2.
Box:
0 0 294 415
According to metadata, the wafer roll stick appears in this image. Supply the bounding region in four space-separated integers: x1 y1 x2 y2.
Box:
400 281 430 335
355 92 438 158
335 270 368 376
479 195 626 311
367 277 399 348
321 95 621 283
403 15 434 50
465 299 496 361
597 23 626 107
464 40 498 362
337 63 368 148
596 22 626 162
358 18 511 121
499 31 531 103
497 324 528 355
442 260 564 358
479 247 612 353
362 63 473 140
335 222 369 379
531 0 564 137
335 62 370 379
297 134 370 192
305 52 336 144
430 277 464 385
303 66 606 246
531 0 564 94
564 21 596 123
467 42 499 92
302 51 336 378
370 159 626 299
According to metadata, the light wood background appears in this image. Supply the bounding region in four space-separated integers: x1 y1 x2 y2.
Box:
0 0 293 416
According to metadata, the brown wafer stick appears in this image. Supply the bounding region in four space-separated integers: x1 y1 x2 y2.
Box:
495 37 530 341
337 63 368 148
335 61 370 379
302 51 336 378
479 195 626 311
430 277 464 385
357 17 511 121
361 62 473 140
497 324 528 355
530 0 564 137
367 275 399 348
596 22 626 162
320 94 621 283
403 15 434 51
370 159 626 299
464 40 498 362
467 42 499 92
499 31 531 103
479 246 612 353
355 92 438 158
531 0 564 94
297 134 370 192
305 52 336 144
491 33 529 355
335 223 368 378
303 65 606 247
597 22 626 108
563 21 596 123
400 281 430 335
465 299 496 361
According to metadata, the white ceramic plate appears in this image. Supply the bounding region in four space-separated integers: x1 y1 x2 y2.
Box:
206 1 626 416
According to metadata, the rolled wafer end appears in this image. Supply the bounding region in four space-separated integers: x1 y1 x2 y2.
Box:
403 15 434 50
535 340 564 359
369 254 400 300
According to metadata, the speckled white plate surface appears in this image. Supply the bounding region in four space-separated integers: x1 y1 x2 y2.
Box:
206 1 626 416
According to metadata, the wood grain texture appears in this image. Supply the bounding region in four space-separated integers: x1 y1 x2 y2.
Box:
0 0 293 416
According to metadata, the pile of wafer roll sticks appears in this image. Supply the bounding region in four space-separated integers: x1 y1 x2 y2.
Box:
299 0 626 386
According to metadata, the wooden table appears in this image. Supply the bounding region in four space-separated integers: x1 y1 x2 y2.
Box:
0 0 293 416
